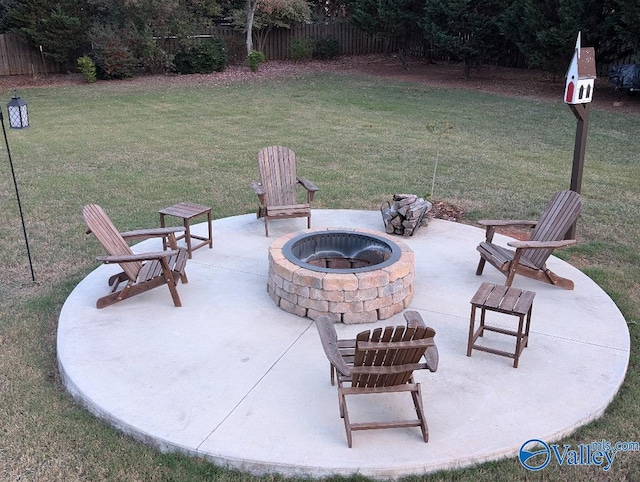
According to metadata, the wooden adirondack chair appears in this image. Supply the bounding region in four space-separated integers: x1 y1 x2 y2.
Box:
83 204 189 308
476 190 582 289
250 146 318 236
315 312 438 447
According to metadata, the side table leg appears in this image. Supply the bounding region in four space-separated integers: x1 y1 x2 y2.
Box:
207 210 213 249
160 213 167 251
467 305 477 357
514 314 526 368
479 307 486 337
184 219 193 258
524 306 533 348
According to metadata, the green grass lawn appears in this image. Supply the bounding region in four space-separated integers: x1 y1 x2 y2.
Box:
0 69 638 481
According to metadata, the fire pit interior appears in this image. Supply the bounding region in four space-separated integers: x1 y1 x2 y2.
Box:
268 229 414 324
283 230 401 272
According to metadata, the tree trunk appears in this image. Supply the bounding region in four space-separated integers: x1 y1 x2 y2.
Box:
246 0 258 55
398 40 409 71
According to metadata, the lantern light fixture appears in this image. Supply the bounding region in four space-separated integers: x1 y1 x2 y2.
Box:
7 93 29 129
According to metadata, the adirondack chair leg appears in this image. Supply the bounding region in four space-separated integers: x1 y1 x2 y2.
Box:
411 382 429 442
161 259 182 307
173 249 189 284
338 385 346 418
97 292 123 309
166 281 182 307
544 269 575 290
338 387 353 448
264 218 269 237
476 258 486 275
108 272 129 291
307 214 311 229
476 226 495 275
505 248 525 286
96 283 134 309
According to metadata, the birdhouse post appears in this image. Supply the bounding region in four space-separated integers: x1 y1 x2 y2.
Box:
564 32 596 238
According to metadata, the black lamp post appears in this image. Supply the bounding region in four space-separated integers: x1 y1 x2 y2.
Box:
1 94 35 282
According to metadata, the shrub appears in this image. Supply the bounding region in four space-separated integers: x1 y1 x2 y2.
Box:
89 25 139 79
138 37 174 75
173 38 228 74
290 38 314 62
77 55 97 83
247 50 266 72
313 37 340 60
224 35 246 65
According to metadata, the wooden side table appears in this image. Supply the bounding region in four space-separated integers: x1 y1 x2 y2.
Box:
159 202 213 258
467 282 535 368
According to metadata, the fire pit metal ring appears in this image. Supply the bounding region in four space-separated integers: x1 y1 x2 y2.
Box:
282 230 401 273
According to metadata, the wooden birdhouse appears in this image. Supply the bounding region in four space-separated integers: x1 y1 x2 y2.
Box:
564 32 596 104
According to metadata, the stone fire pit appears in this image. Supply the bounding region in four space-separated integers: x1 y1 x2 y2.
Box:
267 228 414 323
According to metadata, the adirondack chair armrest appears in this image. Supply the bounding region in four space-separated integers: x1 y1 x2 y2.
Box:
315 316 352 377
120 227 185 241
297 177 318 203
402 311 438 372
96 250 180 264
507 239 577 250
478 219 537 243
251 181 266 203
477 219 538 228
297 177 318 192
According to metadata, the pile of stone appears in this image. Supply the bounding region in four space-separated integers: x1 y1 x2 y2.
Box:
381 194 432 236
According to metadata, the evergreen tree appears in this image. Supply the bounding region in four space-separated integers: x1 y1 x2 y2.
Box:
424 0 505 78
500 0 628 74
351 0 425 70
614 0 640 61
6 0 88 65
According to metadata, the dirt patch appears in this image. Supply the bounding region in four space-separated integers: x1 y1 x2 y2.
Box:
429 201 464 222
2 54 637 114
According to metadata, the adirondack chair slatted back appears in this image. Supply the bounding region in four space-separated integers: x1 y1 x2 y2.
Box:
523 190 582 268
258 146 298 207
352 325 430 388
83 204 142 282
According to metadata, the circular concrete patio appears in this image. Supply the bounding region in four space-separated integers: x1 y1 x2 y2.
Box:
57 210 630 479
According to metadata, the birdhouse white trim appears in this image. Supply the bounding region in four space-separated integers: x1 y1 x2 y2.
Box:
564 32 597 104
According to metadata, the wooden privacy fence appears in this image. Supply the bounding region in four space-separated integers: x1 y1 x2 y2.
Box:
4 25 632 77
241 21 390 60
185 22 391 61
0 33 63 76
1 22 389 75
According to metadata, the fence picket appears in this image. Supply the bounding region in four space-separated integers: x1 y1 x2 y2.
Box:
0 33 61 76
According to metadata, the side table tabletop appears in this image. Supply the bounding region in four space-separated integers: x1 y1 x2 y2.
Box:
467 282 536 368
159 202 213 258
